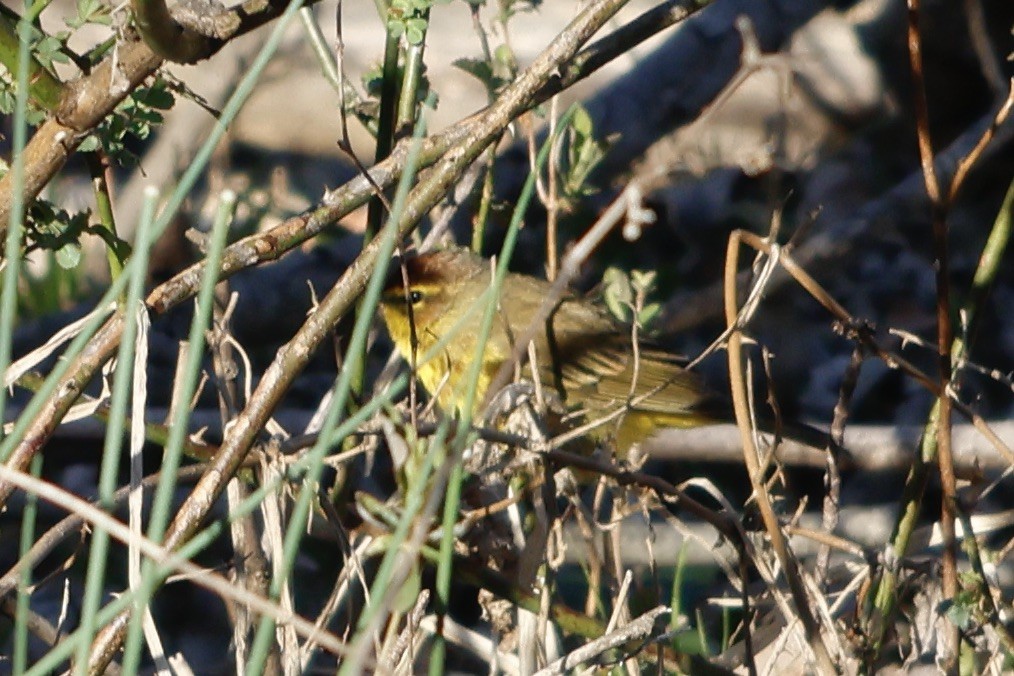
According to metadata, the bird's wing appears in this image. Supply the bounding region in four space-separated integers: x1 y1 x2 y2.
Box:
541 328 720 418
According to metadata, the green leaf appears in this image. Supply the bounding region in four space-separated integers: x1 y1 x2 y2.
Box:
944 598 973 631
30 34 69 72
631 269 657 295
556 104 612 206
69 0 112 28
638 303 661 328
453 58 492 82
493 45 514 69
54 240 81 269
571 104 593 137
405 20 425 45
603 267 633 323
77 135 100 152
137 84 175 110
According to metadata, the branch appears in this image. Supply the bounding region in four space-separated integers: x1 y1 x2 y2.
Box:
131 0 216 63
0 0 323 241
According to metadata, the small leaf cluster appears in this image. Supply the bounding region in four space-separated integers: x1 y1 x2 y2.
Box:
66 0 112 30
0 0 112 116
23 200 92 270
0 20 65 124
558 105 613 208
78 78 175 166
0 85 48 125
14 16 68 73
21 196 130 268
944 571 992 633
451 0 533 97
602 267 661 329
387 0 436 46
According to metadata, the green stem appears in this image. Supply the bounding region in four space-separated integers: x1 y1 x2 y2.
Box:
121 191 236 674
471 148 496 252
14 455 44 674
74 186 158 675
366 23 402 242
258 117 430 676
428 457 463 676
395 9 429 139
12 371 216 461
85 152 125 282
298 7 374 135
347 13 406 412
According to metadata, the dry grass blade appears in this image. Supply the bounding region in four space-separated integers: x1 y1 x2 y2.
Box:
0 461 356 663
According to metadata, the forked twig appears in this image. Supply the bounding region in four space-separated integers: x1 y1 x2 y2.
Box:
723 231 838 675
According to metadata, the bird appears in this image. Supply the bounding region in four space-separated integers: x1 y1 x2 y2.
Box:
379 247 825 453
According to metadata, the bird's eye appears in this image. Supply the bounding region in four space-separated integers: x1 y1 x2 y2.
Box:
408 290 424 304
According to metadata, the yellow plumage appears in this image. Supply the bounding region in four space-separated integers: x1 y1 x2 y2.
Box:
379 248 725 452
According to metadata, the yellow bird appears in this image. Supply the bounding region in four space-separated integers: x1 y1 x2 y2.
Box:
377 247 767 452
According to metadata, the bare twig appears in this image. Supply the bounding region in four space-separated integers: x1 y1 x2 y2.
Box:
533 605 669 675
723 230 837 674
816 343 863 586
947 81 1014 204
736 230 1014 466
